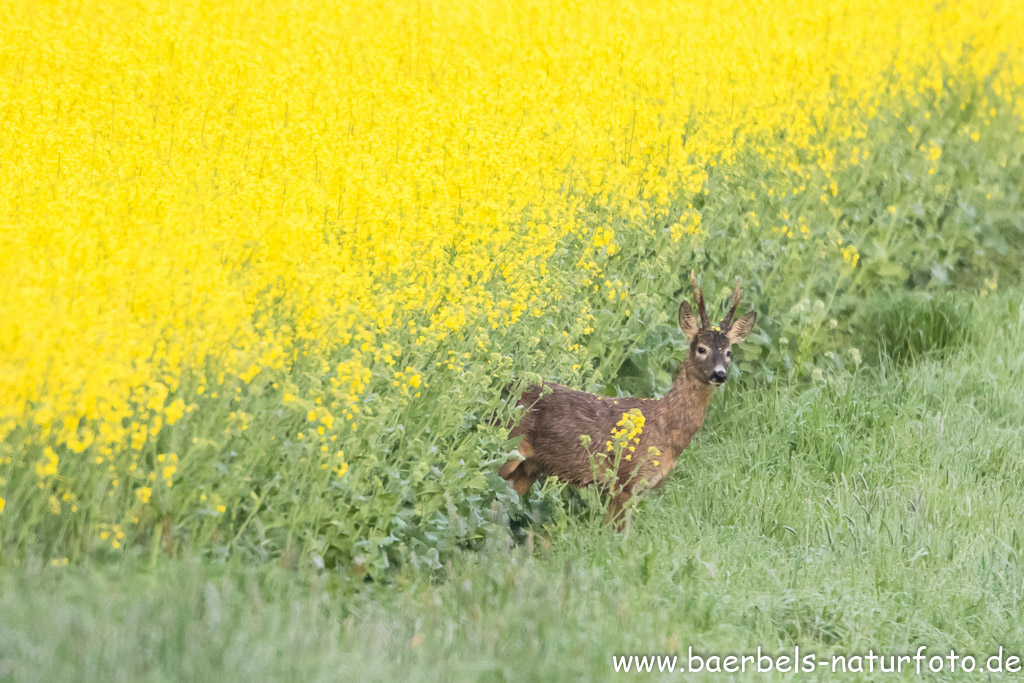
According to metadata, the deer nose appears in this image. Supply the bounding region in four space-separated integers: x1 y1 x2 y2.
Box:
710 369 727 384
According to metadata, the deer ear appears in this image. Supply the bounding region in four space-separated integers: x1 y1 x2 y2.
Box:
726 310 756 343
679 301 700 339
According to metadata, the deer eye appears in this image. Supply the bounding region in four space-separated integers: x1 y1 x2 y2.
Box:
726 349 732 359
696 346 708 355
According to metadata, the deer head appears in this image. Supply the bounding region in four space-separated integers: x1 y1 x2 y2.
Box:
678 270 757 385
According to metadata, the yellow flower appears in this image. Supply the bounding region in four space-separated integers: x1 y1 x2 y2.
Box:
136 486 152 503
165 399 187 425
36 447 59 479
0 0 1017 552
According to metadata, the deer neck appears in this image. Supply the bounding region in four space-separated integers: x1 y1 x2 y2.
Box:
658 358 715 455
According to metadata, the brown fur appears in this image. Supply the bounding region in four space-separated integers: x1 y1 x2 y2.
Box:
500 272 757 527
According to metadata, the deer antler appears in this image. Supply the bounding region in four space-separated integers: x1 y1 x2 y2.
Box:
720 277 742 330
689 269 709 328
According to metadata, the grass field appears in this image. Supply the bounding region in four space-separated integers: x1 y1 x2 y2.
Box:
3 285 1024 680
2 0 1024 679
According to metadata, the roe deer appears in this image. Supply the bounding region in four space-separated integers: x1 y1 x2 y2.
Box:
499 270 757 526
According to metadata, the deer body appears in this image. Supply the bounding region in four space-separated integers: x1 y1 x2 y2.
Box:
499 271 757 525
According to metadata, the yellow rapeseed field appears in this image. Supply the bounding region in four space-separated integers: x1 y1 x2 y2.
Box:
1 0 1022 560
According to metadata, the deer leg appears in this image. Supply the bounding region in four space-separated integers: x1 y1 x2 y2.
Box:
604 487 635 530
511 469 539 496
498 457 523 479
499 434 539 497
499 457 539 497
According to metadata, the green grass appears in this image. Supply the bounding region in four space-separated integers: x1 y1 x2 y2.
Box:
856 290 973 365
3 284 1023 681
